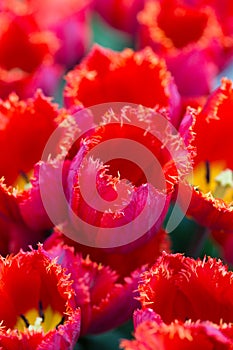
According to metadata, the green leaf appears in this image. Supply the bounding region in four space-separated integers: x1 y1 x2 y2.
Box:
91 14 134 51
76 320 133 350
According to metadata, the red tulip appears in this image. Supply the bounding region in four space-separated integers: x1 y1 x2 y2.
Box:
64 45 181 126
183 79 233 232
0 11 62 98
121 252 233 349
137 0 231 96
0 246 81 349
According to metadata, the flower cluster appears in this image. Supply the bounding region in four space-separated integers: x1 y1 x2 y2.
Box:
0 0 233 349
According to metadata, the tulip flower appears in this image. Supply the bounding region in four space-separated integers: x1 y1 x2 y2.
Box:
121 252 233 349
64 45 181 126
137 0 232 96
0 10 62 99
0 246 81 349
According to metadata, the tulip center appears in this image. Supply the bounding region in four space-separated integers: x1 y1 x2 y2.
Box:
15 302 63 333
192 161 233 203
157 6 208 48
13 170 32 190
106 159 147 188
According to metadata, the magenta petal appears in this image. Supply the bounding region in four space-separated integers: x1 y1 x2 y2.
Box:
38 309 81 350
166 49 218 97
46 243 141 335
133 309 163 328
0 180 43 254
